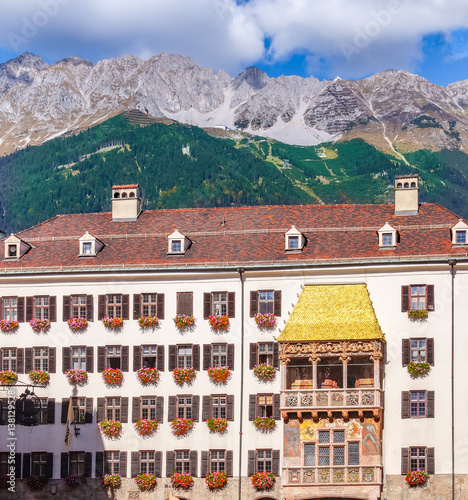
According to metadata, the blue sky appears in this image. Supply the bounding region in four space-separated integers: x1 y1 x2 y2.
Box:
0 0 467 86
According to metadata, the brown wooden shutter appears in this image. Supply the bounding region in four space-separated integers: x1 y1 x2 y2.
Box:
427 447 435 474
24 348 32 373
133 346 141 372
249 395 257 421
189 451 198 476
121 346 129 372
273 394 281 420
157 293 165 319
201 451 209 477
402 339 410 366
169 345 177 371
226 450 233 476
86 347 94 373
63 295 70 321
26 296 34 321
132 397 140 423
0 298 3 321
274 290 282 316
193 344 200 371
131 452 139 478
228 292 235 317
17 297 25 322
227 395 234 421
427 391 435 418
48 348 56 373
401 286 409 312
119 452 127 478
192 395 200 422
85 398 93 423
401 448 409 474
249 344 258 369
155 451 162 478
98 346 105 372
60 453 69 478
133 294 141 320
95 452 104 477
250 291 258 317
427 338 434 365
121 397 128 423
86 295 94 321
23 453 31 478
227 344 234 370
61 399 68 423
14 454 21 479
203 344 211 370
16 348 24 374
97 397 105 422
157 345 165 371
272 450 280 475
168 396 177 421
401 392 410 419
84 452 92 477
204 293 211 319
202 396 211 421
98 295 106 320
178 292 193 316
45 453 53 478
273 344 279 368
156 397 164 423
121 294 129 320
49 296 56 322
248 450 256 476
427 285 435 311
47 399 55 423
166 451 175 477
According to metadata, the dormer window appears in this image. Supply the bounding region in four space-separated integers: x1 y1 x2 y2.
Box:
456 231 466 244
285 226 305 252
7 244 18 258
168 230 191 255
288 236 299 249
79 232 104 257
82 242 93 255
3 234 30 260
382 233 393 246
451 219 468 246
171 240 182 253
378 223 397 248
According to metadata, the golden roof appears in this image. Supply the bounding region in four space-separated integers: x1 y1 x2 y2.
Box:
278 284 384 342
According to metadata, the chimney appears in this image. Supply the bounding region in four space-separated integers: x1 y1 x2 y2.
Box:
111 184 141 221
394 175 419 216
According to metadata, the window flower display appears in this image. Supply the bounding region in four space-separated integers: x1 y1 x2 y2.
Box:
206 417 228 433
407 362 430 377
254 313 276 329
208 315 229 330
250 472 275 490
137 367 159 385
173 314 195 331
0 370 17 384
102 316 124 329
0 319 19 332
102 368 123 385
65 369 88 385
405 469 430 486
138 315 159 327
26 475 48 490
67 318 88 332
29 318 51 332
98 420 122 439
170 417 194 436
253 363 277 382
207 366 231 384
64 474 86 488
172 367 196 385
205 471 227 490
134 473 157 491
28 370 50 385
253 416 276 431
170 472 194 489
102 473 121 489
408 309 428 320
134 418 159 436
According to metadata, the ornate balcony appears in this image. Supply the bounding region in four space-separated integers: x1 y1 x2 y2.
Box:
283 465 382 485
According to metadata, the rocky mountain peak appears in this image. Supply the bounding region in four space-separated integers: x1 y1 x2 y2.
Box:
233 66 269 91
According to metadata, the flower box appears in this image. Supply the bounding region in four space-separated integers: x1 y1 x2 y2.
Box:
405 469 429 487
0 473 8 488
65 369 88 385
29 318 51 332
28 370 50 385
173 314 195 331
250 471 275 490
171 417 194 436
102 368 123 385
138 315 159 327
206 417 228 433
134 418 159 436
134 473 157 491
205 471 228 490
254 313 277 329
64 473 86 488
208 315 229 330
207 366 231 384
26 475 48 490
0 370 17 384
407 362 430 377
67 318 88 332
98 420 122 439
170 472 194 489
137 367 159 385
253 416 276 431
102 473 121 489
102 316 124 329
408 309 428 320
173 367 196 385
253 363 277 382
0 319 19 332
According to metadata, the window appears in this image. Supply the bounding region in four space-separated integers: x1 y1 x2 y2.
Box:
312 430 353 466
410 447 426 471
203 292 234 319
167 230 190 255
304 443 315 466
107 346 121 369
2 297 18 320
175 450 190 473
411 339 426 362
178 346 192 368
410 391 426 417
82 242 93 255
107 295 122 318
7 244 18 258
348 442 360 465
401 285 434 312
142 294 157 316
35 296 50 320
285 226 304 251
258 343 274 364
177 292 193 316
71 347 87 370
402 391 434 419
25 295 56 322
456 231 466 244
106 397 121 421
212 396 226 419
177 396 192 419
451 220 468 245
288 236 299 249
250 290 281 317
34 398 49 424
410 286 426 310
172 240 182 253
211 344 227 367
210 450 225 472
257 450 272 472
259 291 274 314
98 345 129 372
73 397 88 423
105 451 120 474
382 233 393 246
141 397 157 420
403 338 434 366
2 348 17 371
0 452 8 474
212 292 227 315
32 452 48 476
142 345 157 368
70 452 85 475
33 348 49 371
257 394 273 417
71 296 87 318
140 451 155 475
249 394 279 421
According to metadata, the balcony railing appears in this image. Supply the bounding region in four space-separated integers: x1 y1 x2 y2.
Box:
283 465 382 485
281 388 383 410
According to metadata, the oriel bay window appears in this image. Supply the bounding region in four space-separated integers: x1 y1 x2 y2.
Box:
133 293 165 319
302 429 359 467
286 358 313 389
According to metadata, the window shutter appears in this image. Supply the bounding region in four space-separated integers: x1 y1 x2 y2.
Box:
168 396 177 421
427 285 435 311
178 292 193 316
86 347 94 373
61 399 68 423
169 345 177 371
122 294 129 320
204 293 211 319
17 297 25 322
156 397 164 423
273 394 281 420
97 398 105 422
427 338 434 365
17 348 24 374
49 347 56 373
132 397 140 423
272 450 280 475
250 291 258 317
401 392 410 419
95 452 104 477
131 452 139 478
273 343 279 368
14 454 21 479
63 295 70 321
226 450 233 476
227 344 234 370
401 286 409 312
26 296 34 321
166 451 175 477
84 452 92 477
249 395 257 421
201 451 208 477
60 452 69 478
193 344 200 371
189 451 197 476
202 396 211 421
23 453 31 478
133 346 141 372
47 399 55 423
119 452 127 478
120 397 129 423
45 453 53 478
49 296 56 322
401 448 409 475
427 447 435 474
86 295 94 321
85 398 93 423
97 346 105 372
203 344 211 370
192 395 200 422
227 395 234 421
427 391 435 418
0 299 2 320
155 451 162 478
157 345 165 371
249 344 257 370
157 293 165 319
98 295 106 320
247 450 256 476
121 346 129 371
274 290 282 316
24 348 32 373
402 339 410 366
228 292 235 318
133 294 141 320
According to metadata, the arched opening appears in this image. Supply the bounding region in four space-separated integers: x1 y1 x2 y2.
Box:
129 191 135 197
397 182 402 188
411 182 416 188
122 192 128 198
404 182 409 188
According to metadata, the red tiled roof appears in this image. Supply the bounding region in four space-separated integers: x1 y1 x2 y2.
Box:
1 203 467 271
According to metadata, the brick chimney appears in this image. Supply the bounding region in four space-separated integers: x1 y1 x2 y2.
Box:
394 175 419 216
111 184 141 221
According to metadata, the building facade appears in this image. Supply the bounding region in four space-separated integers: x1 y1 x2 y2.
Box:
1 177 468 500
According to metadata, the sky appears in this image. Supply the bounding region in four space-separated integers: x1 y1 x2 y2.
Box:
0 0 468 86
